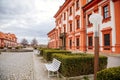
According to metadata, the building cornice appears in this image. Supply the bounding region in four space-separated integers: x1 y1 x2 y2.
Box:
82 0 102 11
54 0 71 18
47 28 56 35
112 0 119 2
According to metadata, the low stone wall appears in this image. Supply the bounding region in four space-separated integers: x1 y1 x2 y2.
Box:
0 49 33 52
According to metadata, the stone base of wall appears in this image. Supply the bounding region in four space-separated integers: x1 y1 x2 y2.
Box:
0 49 33 52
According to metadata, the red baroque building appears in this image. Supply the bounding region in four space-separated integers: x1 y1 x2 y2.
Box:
47 0 120 54
0 32 17 48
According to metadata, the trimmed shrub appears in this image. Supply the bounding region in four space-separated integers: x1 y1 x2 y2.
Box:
52 53 107 77
8 46 12 49
15 46 21 49
38 48 49 56
0 47 4 49
38 48 61 56
43 50 71 61
97 66 120 80
33 46 37 49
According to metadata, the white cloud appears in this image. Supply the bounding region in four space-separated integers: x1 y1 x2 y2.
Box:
0 0 65 44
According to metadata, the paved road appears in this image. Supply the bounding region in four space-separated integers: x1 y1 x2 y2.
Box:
0 52 34 80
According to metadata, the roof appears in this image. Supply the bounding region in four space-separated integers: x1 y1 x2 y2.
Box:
47 28 56 35
10 34 17 38
0 32 5 39
0 32 17 40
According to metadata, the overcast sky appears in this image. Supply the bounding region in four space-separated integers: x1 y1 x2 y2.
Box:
0 0 65 44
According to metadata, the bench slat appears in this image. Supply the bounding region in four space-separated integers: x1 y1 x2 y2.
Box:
45 58 61 78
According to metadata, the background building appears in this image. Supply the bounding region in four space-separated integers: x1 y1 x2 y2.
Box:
0 32 17 48
47 0 120 54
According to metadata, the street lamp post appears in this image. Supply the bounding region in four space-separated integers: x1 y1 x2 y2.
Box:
89 13 103 80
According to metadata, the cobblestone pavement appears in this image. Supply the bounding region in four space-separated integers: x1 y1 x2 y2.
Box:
0 52 34 80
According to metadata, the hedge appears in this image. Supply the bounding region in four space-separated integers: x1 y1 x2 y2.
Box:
97 66 120 80
38 48 49 56
38 48 62 56
33 46 37 49
0 47 4 49
15 46 21 49
52 53 107 77
7 46 12 49
43 50 71 61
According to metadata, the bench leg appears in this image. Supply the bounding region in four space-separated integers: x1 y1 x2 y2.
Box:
48 71 50 78
48 71 59 78
57 71 59 78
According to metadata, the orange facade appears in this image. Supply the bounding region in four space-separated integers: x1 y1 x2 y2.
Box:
0 32 17 48
47 28 58 48
47 0 120 54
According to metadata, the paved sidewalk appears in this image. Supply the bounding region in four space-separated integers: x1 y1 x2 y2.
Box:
33 54 60 80
107 56 120 68
100 53 120 68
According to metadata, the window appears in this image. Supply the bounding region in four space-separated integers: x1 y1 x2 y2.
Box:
87 13 93 27
70 23 72 32
88 14 91 25
76 19 80 29
76 0 79 10
76 37 79 49
103 5 109 19
104 34 110 46
70 7 72 15
88 36 93 49
64 25 66 33
69 39 72 49
104 34 110 50
101 28 112 50
59 28 61 34
64 12 66 20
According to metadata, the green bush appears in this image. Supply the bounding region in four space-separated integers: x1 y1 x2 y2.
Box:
43 50 71 61
8 46 12 49
0 47 4 49
15 46 21 49
33 46 38 49
97 66 120 80
52 53 107 77
38 48 49 56
38 48 61 56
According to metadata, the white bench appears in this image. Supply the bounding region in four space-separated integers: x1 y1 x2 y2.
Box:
45 58 61 78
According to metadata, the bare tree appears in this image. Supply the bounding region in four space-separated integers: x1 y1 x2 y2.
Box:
21 38 28 47
31 38 38 46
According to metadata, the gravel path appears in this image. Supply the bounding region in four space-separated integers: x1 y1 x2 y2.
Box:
0 52 34 80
